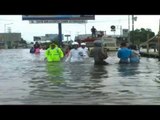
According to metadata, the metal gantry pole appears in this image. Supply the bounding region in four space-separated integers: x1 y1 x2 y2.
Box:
58 22 62 47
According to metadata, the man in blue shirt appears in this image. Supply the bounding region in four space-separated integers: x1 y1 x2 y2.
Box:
117 42 132 64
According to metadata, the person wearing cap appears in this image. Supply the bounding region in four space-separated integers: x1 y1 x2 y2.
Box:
65 42 84 62
91 26 97 38
78 42 89 59
44 43 64 62
92 40 108 65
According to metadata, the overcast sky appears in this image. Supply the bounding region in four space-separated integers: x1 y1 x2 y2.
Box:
0 15 160 43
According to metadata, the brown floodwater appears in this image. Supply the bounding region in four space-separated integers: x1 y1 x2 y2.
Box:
0 49 160 105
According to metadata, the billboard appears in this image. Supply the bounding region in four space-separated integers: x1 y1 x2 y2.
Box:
22 15 95 20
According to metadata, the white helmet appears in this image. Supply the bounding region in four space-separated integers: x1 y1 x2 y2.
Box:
81 43 86 45
72 42 79 45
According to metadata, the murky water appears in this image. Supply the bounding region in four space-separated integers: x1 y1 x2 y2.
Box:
0 49 160 105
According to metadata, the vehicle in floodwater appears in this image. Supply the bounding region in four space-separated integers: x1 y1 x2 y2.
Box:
101 35 118 51
75 31 118 57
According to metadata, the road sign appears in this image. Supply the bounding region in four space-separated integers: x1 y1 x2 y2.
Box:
22 15 95 20
29 20 87 24
111 25 116 31
123 29 129 37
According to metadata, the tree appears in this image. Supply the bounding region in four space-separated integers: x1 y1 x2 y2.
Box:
130 28 155 45
20 38 27 44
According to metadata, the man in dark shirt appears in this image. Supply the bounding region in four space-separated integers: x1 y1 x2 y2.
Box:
91 26 96 37
92 41 108 65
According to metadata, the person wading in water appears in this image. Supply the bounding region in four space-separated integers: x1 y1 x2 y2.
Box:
92 40 108 65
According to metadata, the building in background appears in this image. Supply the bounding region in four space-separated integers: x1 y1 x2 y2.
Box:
33 34 64 43
0 33 21 49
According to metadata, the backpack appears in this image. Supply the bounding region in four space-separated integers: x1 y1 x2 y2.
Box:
30 47 35 53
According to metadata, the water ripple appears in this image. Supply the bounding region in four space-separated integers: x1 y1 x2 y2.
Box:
0 49 160 104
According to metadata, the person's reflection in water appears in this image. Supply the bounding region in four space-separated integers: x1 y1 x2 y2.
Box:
68 63 87 81
90 65 108 80
87 65 108 94
117 63 140 77
46 62 65 85
26 62 65 103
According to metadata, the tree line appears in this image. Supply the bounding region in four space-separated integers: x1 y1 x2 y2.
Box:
129 28 155 45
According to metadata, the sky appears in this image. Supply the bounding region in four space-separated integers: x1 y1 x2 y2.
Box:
0 15 160 43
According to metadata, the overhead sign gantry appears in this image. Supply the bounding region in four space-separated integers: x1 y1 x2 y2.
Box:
22 15 95 20
22 15 95 46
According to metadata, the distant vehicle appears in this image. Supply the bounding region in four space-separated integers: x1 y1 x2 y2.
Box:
101 35 118 51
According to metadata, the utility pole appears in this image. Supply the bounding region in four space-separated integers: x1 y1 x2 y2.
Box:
158 19 160 61
85 23 86 34
147 34 149 54
120 25 122 36
128 15 130 43
132 15 134 31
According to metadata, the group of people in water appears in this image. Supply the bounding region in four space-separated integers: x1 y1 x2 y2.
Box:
118 42 140 64
30 40 140 65
30 42 41 54
43 41 89 63
65 42 89 62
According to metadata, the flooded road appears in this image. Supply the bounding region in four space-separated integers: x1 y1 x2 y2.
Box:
0 49 160 105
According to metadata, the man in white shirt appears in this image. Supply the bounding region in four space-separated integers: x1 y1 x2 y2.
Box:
78 43 89 59
65 42 84 62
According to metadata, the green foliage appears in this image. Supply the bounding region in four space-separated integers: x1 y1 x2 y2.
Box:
20 38 27 44
130 28 155 45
